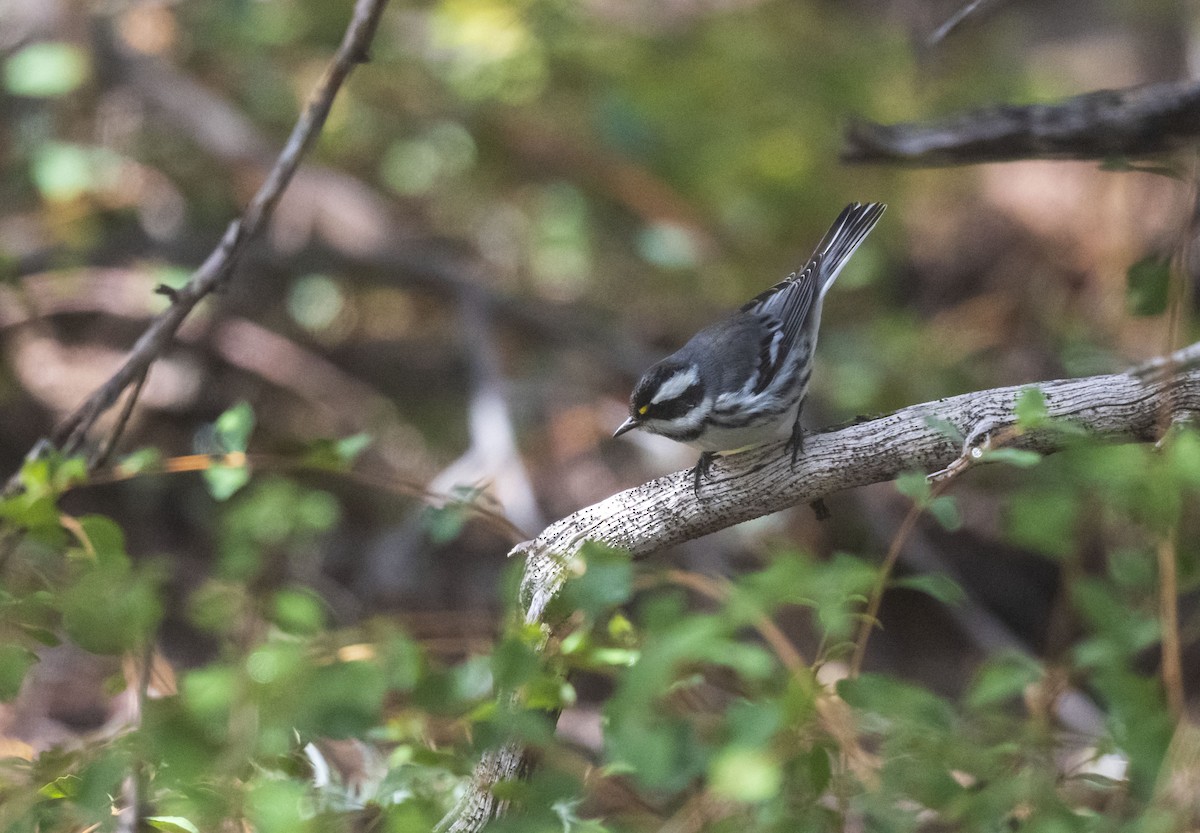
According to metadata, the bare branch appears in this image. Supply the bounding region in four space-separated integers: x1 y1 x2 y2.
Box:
841 79 1200 166
88 365 148 470
41 0 391 462
440 352 1200 831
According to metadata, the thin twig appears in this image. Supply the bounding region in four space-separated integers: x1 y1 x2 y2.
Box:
851 419 1033 674
89 366 149 471
75 451 528 543
1153 180 1191 721
926 0 1002 46
1156 532 1185 719
848 474 955 678
43 0 391 462
131 640 155 829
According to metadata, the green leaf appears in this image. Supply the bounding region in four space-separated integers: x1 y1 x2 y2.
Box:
0 493 62 541
803 745 832 795
1014 387 1049 429
20 626 60 647
1006 491 1077 558
198 403 256 501
966 652 1042 709
0 645 37 701
422 502 470 544
39 774 80 799
892 573 965 607
927 496 961 531
335 433 372 463
188 581 249 635
146 817 201 833
301 660 386 738
5 42 88 97
726 699 782 748
895 470 931 504
979 448 1042 468
50 455 88 492
287 273 345 333
491 635 541 691
31 143 97 202
604 708 702 792
182 665 238 724
838 674 956 731
61 567 162 655
1126 255 1171 316
1167 429 1200 490
380 630 424 691
247 779 310 833
301 433 373 470
204 464 250 502
270 587 326 636
558 542 633 620
116 447 162 476
213 401 256 453
75 515 130 569
709 746 782 802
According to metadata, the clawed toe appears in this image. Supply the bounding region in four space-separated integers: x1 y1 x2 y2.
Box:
787 421 805 467
690 451 716 497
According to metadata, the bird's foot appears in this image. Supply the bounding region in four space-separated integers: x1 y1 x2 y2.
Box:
786 419 805 468
691 451 717 497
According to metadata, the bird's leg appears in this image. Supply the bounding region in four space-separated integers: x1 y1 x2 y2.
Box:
691 451 716 497
787 403 829 520
786 401 805 467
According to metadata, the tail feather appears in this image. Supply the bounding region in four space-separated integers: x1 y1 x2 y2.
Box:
733 202 886 405
743 203 885 359
812 202 887 300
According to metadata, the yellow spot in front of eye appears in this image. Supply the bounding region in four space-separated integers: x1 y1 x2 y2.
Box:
638 405 648 415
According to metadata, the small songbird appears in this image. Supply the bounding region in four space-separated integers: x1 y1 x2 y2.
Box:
614 202 886 495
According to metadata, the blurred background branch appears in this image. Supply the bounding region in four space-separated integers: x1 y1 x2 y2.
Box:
42 0 390 464
842 79 1200 166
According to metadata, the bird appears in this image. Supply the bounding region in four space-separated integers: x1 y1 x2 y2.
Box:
613 202 886 496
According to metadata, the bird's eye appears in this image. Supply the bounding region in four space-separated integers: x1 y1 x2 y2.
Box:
641 382 704 420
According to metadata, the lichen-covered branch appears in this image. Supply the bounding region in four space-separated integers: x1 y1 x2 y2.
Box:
439 351 1200 832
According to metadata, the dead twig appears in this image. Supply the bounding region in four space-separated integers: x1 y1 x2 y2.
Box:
39 0 391 465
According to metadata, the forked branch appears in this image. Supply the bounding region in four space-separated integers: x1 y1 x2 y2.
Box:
34 0 390 466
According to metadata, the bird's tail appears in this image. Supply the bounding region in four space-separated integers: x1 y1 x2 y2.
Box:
812 202 886 301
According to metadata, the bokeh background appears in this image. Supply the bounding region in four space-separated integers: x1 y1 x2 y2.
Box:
1 0 1196 767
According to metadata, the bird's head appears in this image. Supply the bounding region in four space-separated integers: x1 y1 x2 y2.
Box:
614 360 707 441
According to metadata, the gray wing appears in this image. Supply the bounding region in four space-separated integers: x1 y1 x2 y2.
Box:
741 202 885 392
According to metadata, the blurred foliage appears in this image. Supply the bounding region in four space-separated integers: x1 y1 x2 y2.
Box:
1 0 1199 830
6 426 1200 829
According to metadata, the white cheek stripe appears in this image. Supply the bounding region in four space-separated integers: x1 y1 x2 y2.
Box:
650 365 700 404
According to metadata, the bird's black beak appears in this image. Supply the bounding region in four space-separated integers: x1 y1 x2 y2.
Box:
613 415 640 438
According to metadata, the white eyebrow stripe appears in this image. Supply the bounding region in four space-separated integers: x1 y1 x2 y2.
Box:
650 366 700 404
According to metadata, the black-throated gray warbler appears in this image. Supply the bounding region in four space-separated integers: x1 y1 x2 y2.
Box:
614 202 886 494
